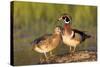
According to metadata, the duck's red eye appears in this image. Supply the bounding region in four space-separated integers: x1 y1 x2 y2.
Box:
62 16 65 19
62 16 68 19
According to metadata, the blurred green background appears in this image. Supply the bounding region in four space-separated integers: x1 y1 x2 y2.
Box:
12 1 97 66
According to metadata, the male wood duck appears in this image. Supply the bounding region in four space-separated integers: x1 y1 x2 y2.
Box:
32 26 62 62
58 14 91 52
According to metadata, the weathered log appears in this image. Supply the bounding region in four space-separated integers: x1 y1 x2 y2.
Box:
39 51 97 64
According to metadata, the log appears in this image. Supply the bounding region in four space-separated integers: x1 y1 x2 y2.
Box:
39 51 97 64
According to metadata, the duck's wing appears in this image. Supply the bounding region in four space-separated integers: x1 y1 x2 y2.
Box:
72 29 85 35
72 29 91 41
31 34 52 45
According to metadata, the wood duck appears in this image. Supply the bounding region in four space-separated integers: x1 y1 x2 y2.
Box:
32 26 62 62
58 14 91 53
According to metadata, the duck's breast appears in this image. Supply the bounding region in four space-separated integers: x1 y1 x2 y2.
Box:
62 34 80 47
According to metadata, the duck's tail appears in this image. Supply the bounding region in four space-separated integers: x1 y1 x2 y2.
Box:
82 33 91 42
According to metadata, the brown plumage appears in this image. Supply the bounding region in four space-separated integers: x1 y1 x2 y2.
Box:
58 14 91 52
32 26 62 61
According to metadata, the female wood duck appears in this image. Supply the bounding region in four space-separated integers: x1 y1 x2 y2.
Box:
58 14 91 53
32 26 62 62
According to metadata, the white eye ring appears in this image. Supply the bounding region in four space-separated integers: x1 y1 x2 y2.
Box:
64 20 70 24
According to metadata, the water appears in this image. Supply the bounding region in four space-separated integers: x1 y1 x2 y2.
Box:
13 30 97 65
12 1 97 65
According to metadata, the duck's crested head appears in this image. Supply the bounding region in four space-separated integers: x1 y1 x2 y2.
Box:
58 13 72 24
